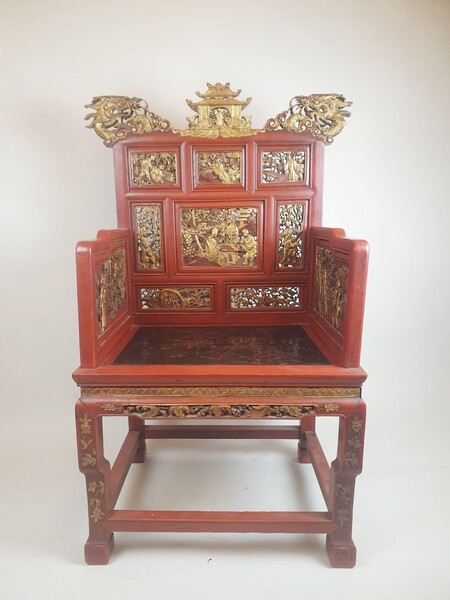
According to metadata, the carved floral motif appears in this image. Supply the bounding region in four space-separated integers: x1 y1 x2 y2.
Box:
78 414 96 468
140 287 211 310
181 207 258 268
278 204 304 268
87 481 105 523
135 206 161 270
96 249 126 334
230 286 300 310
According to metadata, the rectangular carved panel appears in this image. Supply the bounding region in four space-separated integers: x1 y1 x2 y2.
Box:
278 204 304 269
131 152 177 186
140 287 212 310
313 247 349 334
262 150 305 184
96 248 127 336
230 286 300 310
135 206 162 270
196 151 242 185
181 207 258 268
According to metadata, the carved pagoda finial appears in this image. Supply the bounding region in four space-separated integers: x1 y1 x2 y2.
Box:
264 94 352 144
180 82 257 139
85 95 173 147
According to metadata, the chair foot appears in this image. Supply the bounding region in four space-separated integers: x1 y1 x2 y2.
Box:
84 533 114 565
326 535 356 568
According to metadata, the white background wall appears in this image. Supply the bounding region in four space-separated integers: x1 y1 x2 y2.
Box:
1 1 449 598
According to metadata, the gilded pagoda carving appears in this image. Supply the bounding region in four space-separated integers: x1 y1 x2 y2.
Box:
181 207 258 268
180 83 258 139
313 247 349 333
96 248 126 335
85 96 173 147
135 206 162 270
131 153 177 186
141 287 211 310
264 94 352 144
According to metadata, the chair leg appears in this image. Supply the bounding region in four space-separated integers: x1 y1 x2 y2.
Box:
128 416 146 463
298 416 316 463
326 402 366 568
76 401 114 565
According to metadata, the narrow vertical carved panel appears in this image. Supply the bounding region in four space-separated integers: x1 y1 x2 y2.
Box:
278 204 304 269
313 247 349 334
96 248 126 336
135 206 162 270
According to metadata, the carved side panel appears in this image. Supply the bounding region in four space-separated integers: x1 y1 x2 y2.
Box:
313 247 349 334
262 150 305 184
277 204 304 269
135 206 162 270
180 207 258 269
195 151 242 185
230 286 300 310
131 152 177 186
96 248 127 336
140 287 212 310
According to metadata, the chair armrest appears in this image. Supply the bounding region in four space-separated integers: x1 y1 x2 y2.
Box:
76 229 132 368
307 227 369 368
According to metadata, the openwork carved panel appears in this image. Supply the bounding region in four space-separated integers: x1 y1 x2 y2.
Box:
278 204 304 269
181 207 258 268
135 206 162 270
262 151 305 184
314 247 349 334
131 152 177 186
196 151 242 185
96 248 126 335
140 287 211 310
230 286 300 310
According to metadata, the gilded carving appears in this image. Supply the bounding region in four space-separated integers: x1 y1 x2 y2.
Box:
131 152 177 186
181 207 258 268
96 248 127 334
278 204 304 268
264 94 352 144
262 151 305 184
135 206 161 270
78 414 97 468
85 96 173 147
122 403 318 419
87 481 105 523
344 415 364 469
141 287 211 310
197 152 241 185
81 386 361 399
230 286 300 310
180 83 258 138
314 247 349 334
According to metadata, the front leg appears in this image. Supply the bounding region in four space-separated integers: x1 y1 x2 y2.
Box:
326 401 366 568
75 400 114 564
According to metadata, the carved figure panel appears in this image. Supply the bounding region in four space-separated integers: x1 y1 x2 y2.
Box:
278 204 304 269
135 206 162 270
196 151 242 185
140 287 212 310
262 151 305 184
131 152 177 186
313 247 349 334
96 248 126 335
230 286 300 310
180 207 258 268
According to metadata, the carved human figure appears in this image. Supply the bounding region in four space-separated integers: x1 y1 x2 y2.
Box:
241 228 257 266
205 227 227 267
221 216 240 265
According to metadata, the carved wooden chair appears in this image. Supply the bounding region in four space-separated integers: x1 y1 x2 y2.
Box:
74 83 368 567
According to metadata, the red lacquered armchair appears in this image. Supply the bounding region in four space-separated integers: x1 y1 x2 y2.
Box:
73 83 368 566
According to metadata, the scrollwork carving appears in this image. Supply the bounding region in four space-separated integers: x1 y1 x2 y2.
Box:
85 96 173 146
140 287 211 310
264 94 352 144
230 286 300 310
